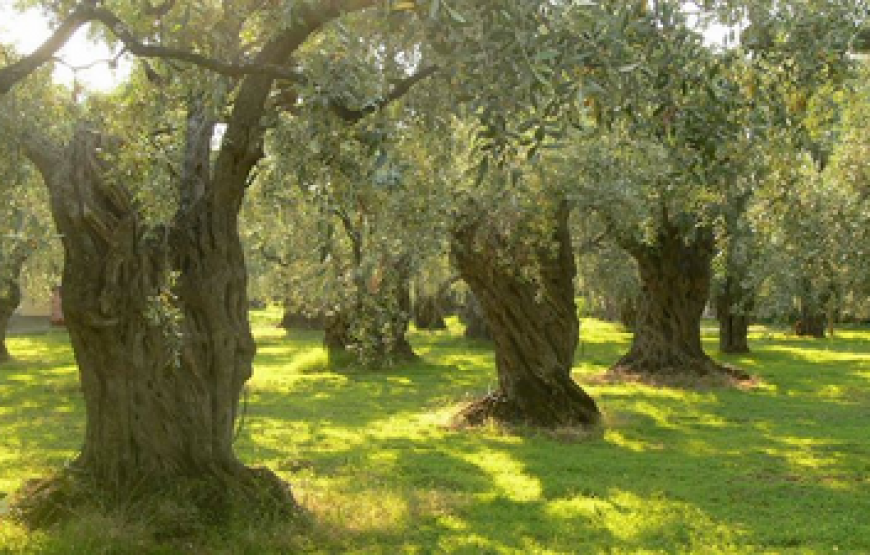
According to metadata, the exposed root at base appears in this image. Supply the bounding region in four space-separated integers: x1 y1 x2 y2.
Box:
8 465 300 535
596 359 757 389
450 392 601 432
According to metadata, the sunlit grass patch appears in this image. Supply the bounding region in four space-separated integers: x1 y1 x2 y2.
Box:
2 311 870 553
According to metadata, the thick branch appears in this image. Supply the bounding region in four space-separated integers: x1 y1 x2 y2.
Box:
1 1 384 93
0 3 95 94
211 0 379 209
15 130 64 185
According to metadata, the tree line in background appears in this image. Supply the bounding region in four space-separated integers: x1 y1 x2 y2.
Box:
1 0 869 528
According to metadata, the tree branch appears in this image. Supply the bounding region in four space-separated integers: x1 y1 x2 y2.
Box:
0 1 330 94
210 0 379 209
0 3 96 94
331 65 439 123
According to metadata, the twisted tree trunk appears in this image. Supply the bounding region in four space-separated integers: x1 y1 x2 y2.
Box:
612 224 746 383
3 0 422 525
25 126 287 507
15 95 294 525
451 201 600 429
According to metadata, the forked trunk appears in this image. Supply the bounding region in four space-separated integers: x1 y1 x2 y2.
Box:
613 225 746 382
451 201 600 429
39 129 284 499
11 120 292 528
7 4 393 525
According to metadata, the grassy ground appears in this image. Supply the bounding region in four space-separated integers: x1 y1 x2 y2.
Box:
1 309 869 554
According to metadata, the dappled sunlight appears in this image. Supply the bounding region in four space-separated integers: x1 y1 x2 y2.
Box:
599 489 740 548
3 311 870 552
763 343 869 364
604 430 660 452
460 450 542 502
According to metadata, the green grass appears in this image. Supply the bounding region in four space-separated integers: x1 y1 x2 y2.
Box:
2 309 869 553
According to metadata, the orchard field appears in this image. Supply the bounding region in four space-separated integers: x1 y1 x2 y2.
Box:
2 311 869 554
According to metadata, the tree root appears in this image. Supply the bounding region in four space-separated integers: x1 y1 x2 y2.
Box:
603 355 755 389
451 391 600 431
8 464 299 536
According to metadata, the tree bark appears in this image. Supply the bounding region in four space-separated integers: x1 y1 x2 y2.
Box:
13 113 292 527
451 201 600 429
22 126 286 505
718 306 750 353
385 261 417 360
612 224 747 382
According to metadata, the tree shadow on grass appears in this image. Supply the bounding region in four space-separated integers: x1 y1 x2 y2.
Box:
235 319 870 552
4 316 870 552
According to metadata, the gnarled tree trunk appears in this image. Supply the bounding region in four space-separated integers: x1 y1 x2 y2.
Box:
14 100 294 527
612 224 746 383
384 262 416 360
32 126 287 505
3 0 426 525
451 201 600 429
